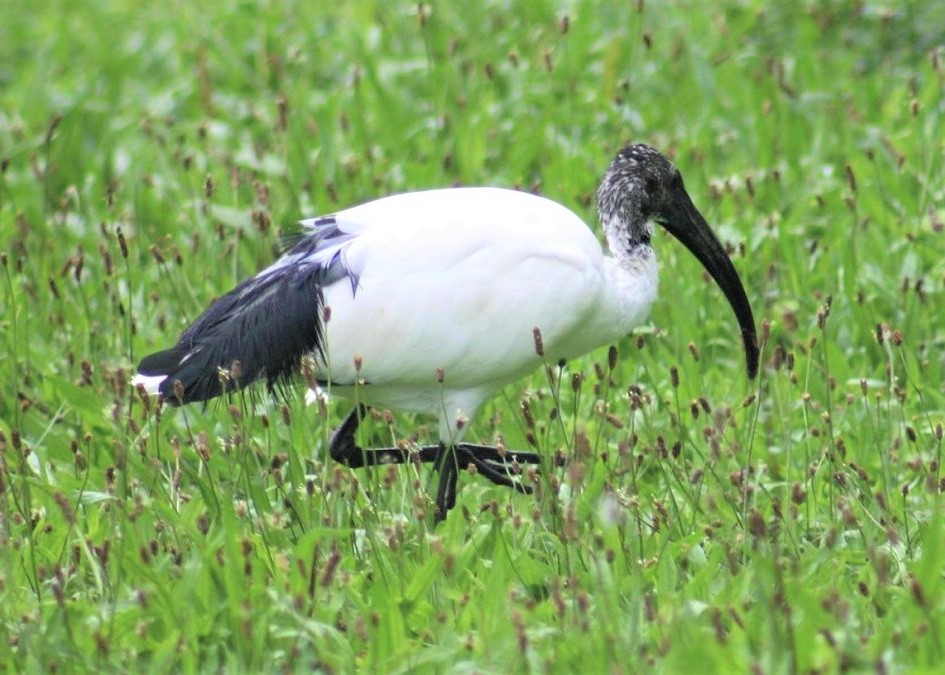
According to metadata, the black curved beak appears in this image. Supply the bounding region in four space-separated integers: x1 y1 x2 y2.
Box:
659 183 759 378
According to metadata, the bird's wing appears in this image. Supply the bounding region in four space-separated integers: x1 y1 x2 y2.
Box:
135 215 358 403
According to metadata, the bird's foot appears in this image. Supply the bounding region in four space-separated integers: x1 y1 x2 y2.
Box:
328 405 557 520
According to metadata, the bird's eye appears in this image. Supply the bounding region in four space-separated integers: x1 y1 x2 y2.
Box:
644 176 659 194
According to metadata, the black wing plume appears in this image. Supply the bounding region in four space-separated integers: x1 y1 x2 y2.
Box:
137 216 355 404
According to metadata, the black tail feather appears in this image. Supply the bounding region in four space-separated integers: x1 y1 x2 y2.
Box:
137 215 357 405
138 260 332 405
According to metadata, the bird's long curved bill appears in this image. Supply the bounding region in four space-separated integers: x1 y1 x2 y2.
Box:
661 189 759 378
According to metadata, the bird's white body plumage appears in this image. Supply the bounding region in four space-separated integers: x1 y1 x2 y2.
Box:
309 187 658 438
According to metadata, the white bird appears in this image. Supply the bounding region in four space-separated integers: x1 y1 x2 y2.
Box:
133 144 758 520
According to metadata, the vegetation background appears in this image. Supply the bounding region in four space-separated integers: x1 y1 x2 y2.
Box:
2 0 944 671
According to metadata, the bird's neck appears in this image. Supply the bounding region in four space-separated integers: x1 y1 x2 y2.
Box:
594 253 660 338
601 213 654 266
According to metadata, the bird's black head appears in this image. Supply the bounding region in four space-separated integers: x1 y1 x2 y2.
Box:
597 144 688 249
598 143 759 378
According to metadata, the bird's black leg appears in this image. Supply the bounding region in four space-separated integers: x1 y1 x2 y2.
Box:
452 445 538 492
433 443 459 522
327 405 557 519
329 406 545 473
328 404 441 466
327 404 366 463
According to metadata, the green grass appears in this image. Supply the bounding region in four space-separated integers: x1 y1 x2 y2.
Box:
2 0 944 671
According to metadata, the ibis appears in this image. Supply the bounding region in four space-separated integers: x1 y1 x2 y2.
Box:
133 143 758 520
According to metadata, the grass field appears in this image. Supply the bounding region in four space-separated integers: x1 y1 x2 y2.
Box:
2 0 945 671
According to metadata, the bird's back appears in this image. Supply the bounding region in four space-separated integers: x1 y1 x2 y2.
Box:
317 188 616 392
